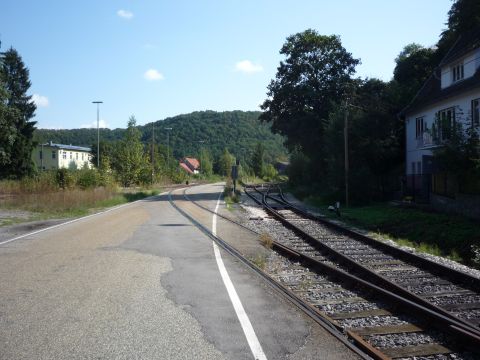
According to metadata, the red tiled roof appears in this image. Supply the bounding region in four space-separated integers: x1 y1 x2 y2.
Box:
184 157 200 170
179 162 194 174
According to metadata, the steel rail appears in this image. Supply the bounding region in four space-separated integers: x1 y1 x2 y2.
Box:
269 187 480 327
248 184 480 334
273 186 480 290
179 184 480 358
244 185 480 346
167 187 373 360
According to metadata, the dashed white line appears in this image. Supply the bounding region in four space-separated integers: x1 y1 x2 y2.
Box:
212 192 267 360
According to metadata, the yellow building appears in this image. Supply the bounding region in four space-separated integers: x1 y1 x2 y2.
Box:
32 141 92 170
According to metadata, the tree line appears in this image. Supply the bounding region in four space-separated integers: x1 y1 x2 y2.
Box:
34 110 288 185
261 0 480 203
34 110 287 166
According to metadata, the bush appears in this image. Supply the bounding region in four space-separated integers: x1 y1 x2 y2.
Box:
262 164 278 182
76 168 99 189
169 167 188 184
56 168 75 189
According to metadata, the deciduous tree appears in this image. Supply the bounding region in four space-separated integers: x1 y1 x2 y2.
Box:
116 116 147 186
251 142 264 177
199 147 213 176
217 148 234 177
260 29 359 174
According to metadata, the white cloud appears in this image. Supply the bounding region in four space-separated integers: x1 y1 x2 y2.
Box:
144 69 164 81
31 94 49 107
80 119 109 129
117 9 133 19
235 60 263 74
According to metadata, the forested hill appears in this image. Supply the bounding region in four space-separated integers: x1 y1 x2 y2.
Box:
34 110 288 163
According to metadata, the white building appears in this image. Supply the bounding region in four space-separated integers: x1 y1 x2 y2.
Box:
402 28 480 199
32 141 92 170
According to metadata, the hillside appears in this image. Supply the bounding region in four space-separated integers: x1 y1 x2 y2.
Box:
34 110 288 163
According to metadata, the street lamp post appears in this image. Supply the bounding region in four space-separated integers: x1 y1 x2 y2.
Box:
92 101 103 168
165 127 172 167
152 122 155 183
151 120 161 183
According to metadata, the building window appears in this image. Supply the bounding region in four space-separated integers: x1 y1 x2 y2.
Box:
472 98 480 127
82 153 84 160
415 117 425 138
39 151 43 159
63 151 67 160
436 107 456 141
52 151 56 159
70 152 72 159
452 63 464 82
76 153 78 160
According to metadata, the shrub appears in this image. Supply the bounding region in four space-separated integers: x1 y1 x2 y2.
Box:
76 168 99 189
262 164 278 182
56 168 75 189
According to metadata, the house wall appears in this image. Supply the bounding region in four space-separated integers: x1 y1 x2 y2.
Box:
32 145 92 170
32 146 60 170
58 148 92 169
405 87 480 176
441 49 479 88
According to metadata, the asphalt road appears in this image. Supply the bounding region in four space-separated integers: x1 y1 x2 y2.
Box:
0 183 360 359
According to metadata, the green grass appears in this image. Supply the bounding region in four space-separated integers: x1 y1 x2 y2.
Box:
303 197 480 268
0 217 26 227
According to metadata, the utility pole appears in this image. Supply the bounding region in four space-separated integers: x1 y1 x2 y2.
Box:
92 101 103 168
344 100 349 208
40 143 44 171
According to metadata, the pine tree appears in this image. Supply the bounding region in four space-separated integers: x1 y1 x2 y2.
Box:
0 47 37 178
0 84 19 169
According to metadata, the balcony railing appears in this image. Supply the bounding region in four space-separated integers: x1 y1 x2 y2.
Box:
416 132 435 148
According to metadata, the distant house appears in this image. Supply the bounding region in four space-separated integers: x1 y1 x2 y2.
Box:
401 27 480 200
32 141 92 171
179 157 200 174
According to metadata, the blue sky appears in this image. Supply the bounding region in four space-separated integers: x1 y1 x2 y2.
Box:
1 0 452 129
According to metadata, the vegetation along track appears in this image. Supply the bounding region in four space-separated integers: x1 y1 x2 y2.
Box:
174 185 480 359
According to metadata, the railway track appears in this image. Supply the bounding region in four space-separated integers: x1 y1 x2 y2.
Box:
172 185 480 359
251 185 480 329
243 185 480 359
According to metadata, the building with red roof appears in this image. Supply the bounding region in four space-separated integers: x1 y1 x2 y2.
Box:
179 157 200 174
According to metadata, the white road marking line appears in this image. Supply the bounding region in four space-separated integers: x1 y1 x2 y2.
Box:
212 192 267 360
0 192 167 246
